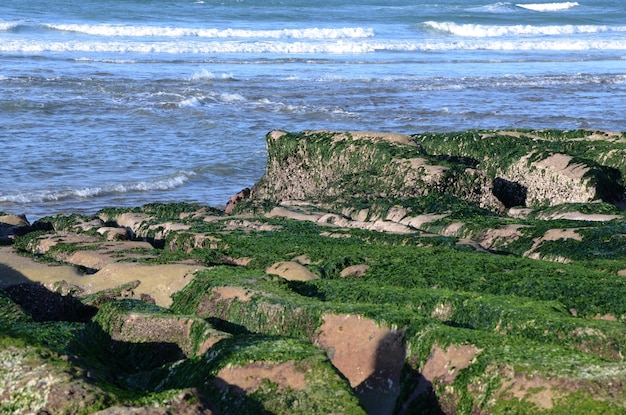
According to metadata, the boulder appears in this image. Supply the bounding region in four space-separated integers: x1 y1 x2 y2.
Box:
265 261 319 281
252 130 503 211
0 213 31 243
224 187 251 214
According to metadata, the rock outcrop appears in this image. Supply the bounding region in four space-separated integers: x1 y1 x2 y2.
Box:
1 130 625 414
252 130 504 211
413 129 626 208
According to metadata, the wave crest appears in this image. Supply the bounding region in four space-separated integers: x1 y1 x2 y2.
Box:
516 2 579 12
0 172 194 204
423 21 624 37
44 24 374 39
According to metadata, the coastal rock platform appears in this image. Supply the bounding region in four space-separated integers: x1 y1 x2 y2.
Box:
1 129 625 414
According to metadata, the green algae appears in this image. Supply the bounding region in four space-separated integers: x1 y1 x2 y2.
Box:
3 129 626 413
129 334 365 415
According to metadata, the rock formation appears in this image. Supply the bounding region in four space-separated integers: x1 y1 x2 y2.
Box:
1 129 625 414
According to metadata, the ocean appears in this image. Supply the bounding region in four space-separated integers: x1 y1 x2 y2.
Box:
1 0 625 220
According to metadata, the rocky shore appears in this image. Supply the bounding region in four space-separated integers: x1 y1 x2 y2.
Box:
1 129 625 414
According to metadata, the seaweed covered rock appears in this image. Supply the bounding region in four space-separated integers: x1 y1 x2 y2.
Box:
412 129 626 208
0 213 31 244
1 130 625 414
252 130 502 211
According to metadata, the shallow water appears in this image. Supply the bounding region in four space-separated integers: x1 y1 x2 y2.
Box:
1 0 625 219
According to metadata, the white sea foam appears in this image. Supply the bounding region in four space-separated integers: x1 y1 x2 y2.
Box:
423 21 624 37
413 38 626 52
179 96 203 108
468 2 517 13
44 23 374 39
190 69 235 80
0 22 19 31
516 2 579 12
2 37 625 54
0 172 194 204
218 93 245 103
0 39 381 54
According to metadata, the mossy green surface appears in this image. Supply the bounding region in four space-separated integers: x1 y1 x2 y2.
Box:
2 129 625 413
130 335 365 415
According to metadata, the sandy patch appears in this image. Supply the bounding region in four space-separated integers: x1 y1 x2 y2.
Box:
224 219 282 232
540 212 622 222
317 213 414 234
399 343 481 415
537 153 589 181
497 368 575 410
97 227 129 241
94 263 201 307
593 313 618 322
265 261 319 281
0 246 84 289
393 157 448 179
211 286 254 302
292 254 313 265
385 206 409 222
441 222 465 237
266 206 323 222
215 361 307 393
108 212 152 236
477 224 527 249
508 207 533 219
399 214 450 230
421 344 481 385
222 256 253 266
0 246 203 308
569 130 626 142
314 314 404 387
315 313 405 415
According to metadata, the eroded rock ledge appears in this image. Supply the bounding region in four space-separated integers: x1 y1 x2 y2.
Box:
251 129 625 212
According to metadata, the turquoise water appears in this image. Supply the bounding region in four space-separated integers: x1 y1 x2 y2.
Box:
1 0 625 219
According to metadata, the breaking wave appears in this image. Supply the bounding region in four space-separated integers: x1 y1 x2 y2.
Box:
3 37 625 55
516 2 579 12
423 21 626 37
0 22 20 31
44 24 375 39
0 172 195 204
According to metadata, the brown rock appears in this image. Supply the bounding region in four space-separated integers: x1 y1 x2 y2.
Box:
215 361 307 394
0 214 31 243
315 313 405 415
225 187 251 214
265 261 319 281
340 264 370 278
97 226 129 241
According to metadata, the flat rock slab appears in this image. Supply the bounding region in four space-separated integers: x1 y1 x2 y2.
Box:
0 246 204 307
265 261 319 281
0 246 84 288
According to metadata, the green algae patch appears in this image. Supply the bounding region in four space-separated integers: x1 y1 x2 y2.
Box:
3 129 626 414
133 334 366 415
401 323 625 414
253 130 499 210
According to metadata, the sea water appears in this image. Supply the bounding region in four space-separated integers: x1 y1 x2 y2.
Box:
1 0 625 219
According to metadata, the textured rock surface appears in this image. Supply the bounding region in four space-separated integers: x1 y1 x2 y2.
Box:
1 130 625 414
252 130 503 211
